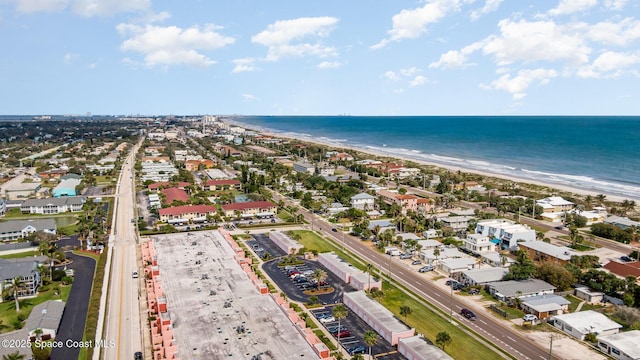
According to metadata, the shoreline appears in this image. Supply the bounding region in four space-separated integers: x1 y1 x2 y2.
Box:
225 119 635 204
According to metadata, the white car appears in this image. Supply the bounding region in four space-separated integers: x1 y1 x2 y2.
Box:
523 314 538 322
319 315 335 323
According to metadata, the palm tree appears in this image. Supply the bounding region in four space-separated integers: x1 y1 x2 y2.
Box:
435 331 452 350
332 304 348 344
2 351 26 360
596 194 606 205
6 277 26 312
363 330 377 359
365 263 374 291
311 269 327 286
399 305 413 323
433 247 441 266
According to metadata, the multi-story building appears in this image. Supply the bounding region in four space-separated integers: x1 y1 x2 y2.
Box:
376 189 419 215
0 219 57 242
20 196 85 214
475 219 536 250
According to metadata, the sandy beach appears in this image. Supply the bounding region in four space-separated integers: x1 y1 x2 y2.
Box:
226 119 633 204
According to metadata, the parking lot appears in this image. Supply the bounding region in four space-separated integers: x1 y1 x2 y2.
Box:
253 234 404 359
247 233 288 260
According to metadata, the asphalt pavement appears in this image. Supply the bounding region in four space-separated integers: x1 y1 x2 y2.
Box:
50 252 96 360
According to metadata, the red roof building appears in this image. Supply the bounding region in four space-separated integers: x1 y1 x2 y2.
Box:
158 205 217 222
148 182 190 191
603 261 640 280
221 201 277 217
184 159 216 171
161 187 189 204
202 179 242 191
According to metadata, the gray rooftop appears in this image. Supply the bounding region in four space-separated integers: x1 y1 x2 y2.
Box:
344 291 411 333
487 279 556 298
553 310 622 334
0 258 39 281
0 329 33 359
5 182 41 191
54 178 81 190
25 300 65 333
151 231 318 359
351 192 375 200
0 218 57 234
597 330 640 359
521 294 570 312
399 336 453 360
461 267 508 284
21 196 84 207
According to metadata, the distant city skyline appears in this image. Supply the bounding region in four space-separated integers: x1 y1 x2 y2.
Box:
1 0 639 116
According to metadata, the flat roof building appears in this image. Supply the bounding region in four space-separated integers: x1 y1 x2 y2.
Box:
343 291 415 345
552 310 622 341
398 335 453 360
597 330 640 360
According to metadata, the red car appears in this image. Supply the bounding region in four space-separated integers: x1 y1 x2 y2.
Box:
334 329 351 338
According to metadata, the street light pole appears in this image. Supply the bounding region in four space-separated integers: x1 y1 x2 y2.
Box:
548 334 554 360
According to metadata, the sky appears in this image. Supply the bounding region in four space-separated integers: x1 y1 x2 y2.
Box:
1 0 639 116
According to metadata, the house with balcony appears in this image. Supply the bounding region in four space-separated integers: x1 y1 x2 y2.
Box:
0 219 57 242
475 219 535 250
377 189 419 215
536 196 575 213
462 233 497 255
21 196 85 214
158 205 217 224
439 216 475 232
0 258 41 298
518 241 576 264
350 192 375 210
221 201 277 218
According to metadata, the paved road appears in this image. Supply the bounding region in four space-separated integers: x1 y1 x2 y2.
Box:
272 191 551 360
50 252 96 360
101 143 143 360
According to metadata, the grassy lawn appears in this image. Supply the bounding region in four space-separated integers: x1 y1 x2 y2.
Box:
288 230 509 360
278 210 292 221
95 175 116 185
0 250 39 259
0 281 71 335
378 281 510 360
565 295 604 312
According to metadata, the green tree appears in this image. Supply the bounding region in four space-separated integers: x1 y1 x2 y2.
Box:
504 251 537 280
435 331 452 350
311 269 328 286
332 304 348 343
365 263 374 291
3 277 26 312
2 351 26 360
363 330 378 359
399 305 413 322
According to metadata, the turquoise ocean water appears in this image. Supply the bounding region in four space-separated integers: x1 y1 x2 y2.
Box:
231 116 640 200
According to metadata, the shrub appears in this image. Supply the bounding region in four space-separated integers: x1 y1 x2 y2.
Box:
52 269 66 281
61 276 73 285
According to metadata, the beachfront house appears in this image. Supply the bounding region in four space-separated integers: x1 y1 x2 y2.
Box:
536 196 575 213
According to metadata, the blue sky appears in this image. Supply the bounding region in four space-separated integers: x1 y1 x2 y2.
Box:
1 0 639 115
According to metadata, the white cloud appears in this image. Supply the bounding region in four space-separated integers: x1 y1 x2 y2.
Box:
72 0 150 16
15 0 68 13
470 0 504 21
483 68 558 99
252 17 339 61
372 0 462 49
232 58 258 73
317 61 341 69
548 0 598 16
410 75 428 86
63 53 78 63
117 23 235 68
584 18 640 46
577 51 640 77
400 67 420 76
430 41 485 69
482 19 591 66
384 71 400 81
242 93 257 102
604 0 627 10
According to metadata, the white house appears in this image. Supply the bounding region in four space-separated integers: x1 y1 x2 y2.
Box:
475 219 535 250
462 234 496 254
350 192 376 210
597 330 640 360
25 300 65 339
551 310 622 341
536 196 575 213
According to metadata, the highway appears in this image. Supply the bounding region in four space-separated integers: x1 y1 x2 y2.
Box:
272 191 553 360
100 142 143 360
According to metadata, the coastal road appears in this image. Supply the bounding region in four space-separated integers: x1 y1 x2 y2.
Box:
272 191 553 360
101 143 143 360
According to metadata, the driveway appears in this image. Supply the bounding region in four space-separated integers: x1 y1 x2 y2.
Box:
49 252 96 360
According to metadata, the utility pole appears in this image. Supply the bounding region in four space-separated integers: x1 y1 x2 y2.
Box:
548 334 553 360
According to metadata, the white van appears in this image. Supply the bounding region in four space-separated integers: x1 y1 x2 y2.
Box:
132 270 139 278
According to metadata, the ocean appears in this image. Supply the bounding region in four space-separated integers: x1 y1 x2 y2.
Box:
230 116 640 201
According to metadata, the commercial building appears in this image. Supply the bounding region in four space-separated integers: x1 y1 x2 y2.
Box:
158 205 217 224
20 196 85 214
3 182 43 200
551 310 622 341
52 178 81 197
0 219 57 242
398 335 453 360
317 252 381 291
221 201 277 218
597 330 640 360
518 241 576 263
269 232 303 255
293 161 315 175
343 291 415 345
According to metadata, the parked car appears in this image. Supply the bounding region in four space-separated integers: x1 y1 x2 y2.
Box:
348 345 366 355
332 228 338 232
621 255 633 262
411 259 422 265
334 329 351 338
452 283 464 290
134 352 143 360
319 315 335 323
468 288 480 295
316 313 331 319
418 265 434 273
399 253 413 259
460 308 477 321
327 325 346 333
523 314 538 322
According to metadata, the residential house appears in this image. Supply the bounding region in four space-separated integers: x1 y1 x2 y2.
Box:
459 267 509 287
161 188 189 205
328 152 354 162
158 205 217 224
52 178 81 197
597 330 640 360
481 252 515 268
202 179 241 191
0 258 41 298
350 192 375 210
377 189 419 215
293 161 315 175
184 159 215 171
551 310 622 341
0 329 33 359
536 196 575 213
21 196 85 214
604 216 640 230
4 182 42 200
221 201 277 218
0 198 7 217
475 219 536 250
518 241 576 264
38 169 67 180
439 216 474 231
462 234 497 255
603 261 640 280
438 257 478 275
521 294 570 319
486 279 556 303
0 219 57 242
574 287 605 305
25 300 65 339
